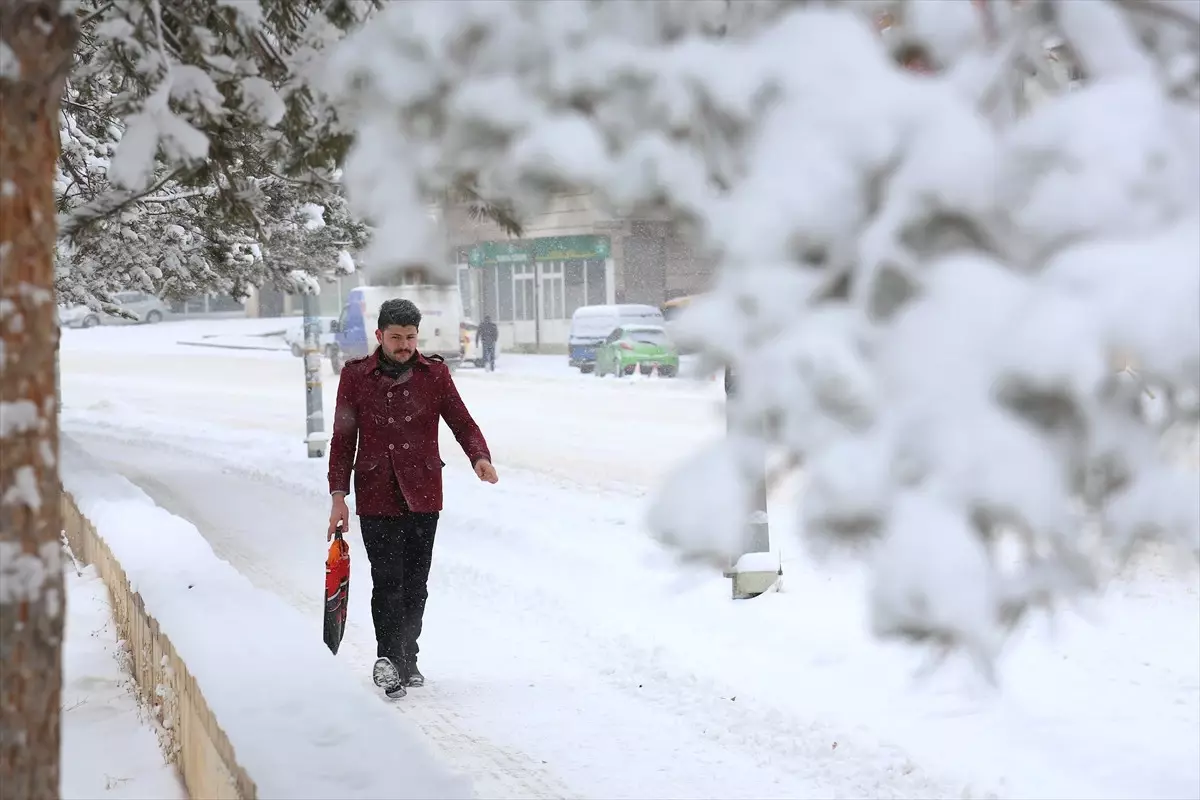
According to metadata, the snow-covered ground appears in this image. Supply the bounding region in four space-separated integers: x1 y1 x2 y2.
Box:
60 318 1200 800
60 564 185 800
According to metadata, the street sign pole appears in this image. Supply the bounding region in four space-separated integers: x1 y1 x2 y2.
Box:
302 291 328 458
723 365 777 599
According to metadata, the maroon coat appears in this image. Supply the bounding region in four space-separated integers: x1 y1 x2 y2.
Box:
328 350 490 515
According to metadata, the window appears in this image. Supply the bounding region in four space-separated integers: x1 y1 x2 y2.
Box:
457 266 474 321
484 256 601 323
479 267 499 322
496 263 514 321
541 261 565 320
564 259 607 316
625 327 668 345
513 263 536 321
564 260 586 317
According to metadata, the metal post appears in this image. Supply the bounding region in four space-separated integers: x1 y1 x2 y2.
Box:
724 365 777 599
533 257 542 353
302 291 328 458
55 330 62 413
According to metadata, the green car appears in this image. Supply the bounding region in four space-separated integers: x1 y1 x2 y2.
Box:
594 325 680 377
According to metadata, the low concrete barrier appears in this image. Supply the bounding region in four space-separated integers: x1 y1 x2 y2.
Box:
62 493 256 800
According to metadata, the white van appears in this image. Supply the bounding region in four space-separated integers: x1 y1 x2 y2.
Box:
331 284 463 373
568 303 664 373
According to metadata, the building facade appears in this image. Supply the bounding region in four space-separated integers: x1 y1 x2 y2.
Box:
242 272 362 319
446 191 716 352
236 192 717 351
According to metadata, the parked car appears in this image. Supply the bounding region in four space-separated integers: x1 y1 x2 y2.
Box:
110 291 169 324
58 304 101 329
568 303 665 373
58 291 170 328
283 316 338 358
594 325 680 378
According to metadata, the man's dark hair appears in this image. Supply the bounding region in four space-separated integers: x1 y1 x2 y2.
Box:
377 298 421 330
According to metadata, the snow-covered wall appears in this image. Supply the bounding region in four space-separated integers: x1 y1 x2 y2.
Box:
59 438 471 800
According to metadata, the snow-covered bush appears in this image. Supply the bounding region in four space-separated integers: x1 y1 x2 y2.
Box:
325 0 1200 666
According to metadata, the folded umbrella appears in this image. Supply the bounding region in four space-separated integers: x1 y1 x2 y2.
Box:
324 522 350 655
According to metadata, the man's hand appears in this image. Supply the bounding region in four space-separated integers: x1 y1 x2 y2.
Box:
474 459 499 484
329 494 350 540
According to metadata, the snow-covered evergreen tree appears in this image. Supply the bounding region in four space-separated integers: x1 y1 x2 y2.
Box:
53 0 378 308
324 0 1200 669
5 0 364 790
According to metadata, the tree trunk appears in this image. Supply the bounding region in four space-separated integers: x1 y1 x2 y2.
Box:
0 3 78 797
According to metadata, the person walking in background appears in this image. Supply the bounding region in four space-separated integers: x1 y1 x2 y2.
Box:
327 298 499 699
476 314 499 372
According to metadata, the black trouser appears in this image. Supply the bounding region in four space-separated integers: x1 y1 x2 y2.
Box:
359 513 439 668
482 341 496 371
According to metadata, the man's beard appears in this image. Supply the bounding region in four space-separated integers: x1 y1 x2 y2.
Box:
386 347 413 362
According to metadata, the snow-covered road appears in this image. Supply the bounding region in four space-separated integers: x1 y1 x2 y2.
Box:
61 319 725 493
60 320 1200 800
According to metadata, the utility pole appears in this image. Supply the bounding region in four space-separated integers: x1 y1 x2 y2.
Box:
302 290 328 458
723 365 778 599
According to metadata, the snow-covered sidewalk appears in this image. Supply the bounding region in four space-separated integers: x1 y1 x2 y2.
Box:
60 565 184 800
61 440 472 800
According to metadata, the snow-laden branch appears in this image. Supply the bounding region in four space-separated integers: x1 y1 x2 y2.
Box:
53 0 376 305
326 0 1200 668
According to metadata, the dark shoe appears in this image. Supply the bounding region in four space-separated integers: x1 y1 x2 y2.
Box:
405 664 425 688
373 657 406 699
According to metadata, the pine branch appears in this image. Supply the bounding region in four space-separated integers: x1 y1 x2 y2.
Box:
58 167 188 239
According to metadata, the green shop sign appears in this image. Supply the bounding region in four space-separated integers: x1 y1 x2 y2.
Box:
467 235 610 267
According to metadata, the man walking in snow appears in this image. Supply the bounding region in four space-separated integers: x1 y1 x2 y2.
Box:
328 298 498 699
476 314 499 372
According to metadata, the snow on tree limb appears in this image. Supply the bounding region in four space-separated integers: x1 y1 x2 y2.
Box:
328 0 1200 666
53 0 522 304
